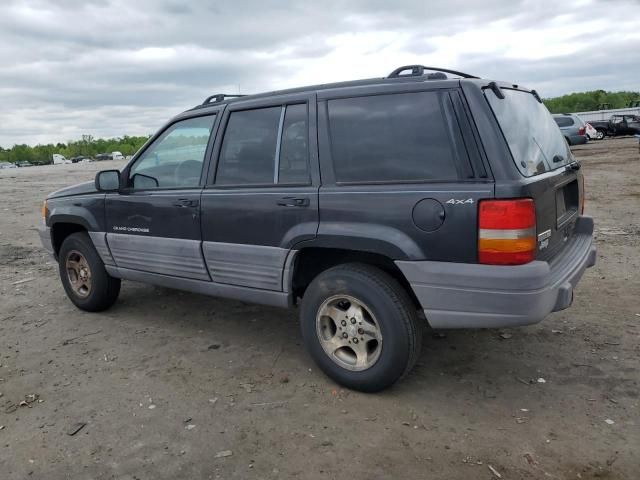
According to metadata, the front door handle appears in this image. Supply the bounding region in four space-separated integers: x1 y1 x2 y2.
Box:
277 196 310 207
172 198 199 208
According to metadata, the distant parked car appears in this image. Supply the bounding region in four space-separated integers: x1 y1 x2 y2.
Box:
70 156 91 163
0 161 17 169
53 154 72 165
112 151 124 161
585 122 599 140
95 153 113 161
16 161 34 167
552 114 588 145
589 115 640 138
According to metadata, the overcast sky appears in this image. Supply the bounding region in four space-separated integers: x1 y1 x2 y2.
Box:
0 0 638 147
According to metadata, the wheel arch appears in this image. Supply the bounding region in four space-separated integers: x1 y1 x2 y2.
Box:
289 247 420 309
50 219 89 257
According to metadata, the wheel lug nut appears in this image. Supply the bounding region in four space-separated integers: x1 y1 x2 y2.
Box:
350 317 356 324
353 338 359 344
342 332 348 338
358 328 364 335
341 320 347 326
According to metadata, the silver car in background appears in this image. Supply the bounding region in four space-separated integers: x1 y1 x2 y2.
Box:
553 113 588 145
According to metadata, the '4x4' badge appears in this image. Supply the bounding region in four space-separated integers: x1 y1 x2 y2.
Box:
445 198 474 205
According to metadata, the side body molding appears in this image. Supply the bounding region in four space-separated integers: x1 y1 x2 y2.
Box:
106 233 210 281
202 242 290 290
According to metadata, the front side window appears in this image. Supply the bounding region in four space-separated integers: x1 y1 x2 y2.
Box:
215 104 309 185
129 115 215 189
327 92 460 183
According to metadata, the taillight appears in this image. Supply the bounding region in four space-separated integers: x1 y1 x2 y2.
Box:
578 126 585 135
478 199 536 265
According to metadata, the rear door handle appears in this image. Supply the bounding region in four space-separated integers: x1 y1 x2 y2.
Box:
172 198 199 208
277 196 310 207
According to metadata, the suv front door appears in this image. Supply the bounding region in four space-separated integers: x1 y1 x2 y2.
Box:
105 113 219 280
201 93 319 291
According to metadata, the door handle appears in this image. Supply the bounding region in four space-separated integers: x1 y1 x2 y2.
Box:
277 196 310 207
172 199 199 208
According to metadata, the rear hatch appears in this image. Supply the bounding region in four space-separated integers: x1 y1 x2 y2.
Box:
484 86 583 262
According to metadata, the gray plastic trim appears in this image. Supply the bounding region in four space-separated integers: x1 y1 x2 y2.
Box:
38 225 54 256
88 231 115 266
202 241 288 290
397 216 596 329
106 233 210 281
105 265 290 308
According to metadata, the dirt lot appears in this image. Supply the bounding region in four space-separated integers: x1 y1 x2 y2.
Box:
0 138 638 480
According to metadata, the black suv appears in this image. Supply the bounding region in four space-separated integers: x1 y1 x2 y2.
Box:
39 65 596 392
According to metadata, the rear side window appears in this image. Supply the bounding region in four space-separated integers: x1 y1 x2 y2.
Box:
327 92 460 183
554 116 574 127
216 105 310 185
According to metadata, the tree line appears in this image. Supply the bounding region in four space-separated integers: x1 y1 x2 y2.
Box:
0 134 150 165
543 90 640 114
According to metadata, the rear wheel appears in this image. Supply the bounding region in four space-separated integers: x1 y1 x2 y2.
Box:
300 263 423 392
58 232 120 312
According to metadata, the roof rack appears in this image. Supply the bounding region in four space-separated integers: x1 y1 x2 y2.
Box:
202 93 247 105
387 65 478 79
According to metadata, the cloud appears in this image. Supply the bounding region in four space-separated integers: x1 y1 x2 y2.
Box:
0 0 638 146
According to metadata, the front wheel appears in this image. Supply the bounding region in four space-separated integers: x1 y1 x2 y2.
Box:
595 130 605 140
300 264 423 392
58 232 121 312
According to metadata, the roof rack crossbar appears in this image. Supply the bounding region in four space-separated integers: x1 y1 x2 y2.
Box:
387 65 478 79
202 93 247 105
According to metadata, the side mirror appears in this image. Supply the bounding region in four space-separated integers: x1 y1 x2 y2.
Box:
95 170 121 191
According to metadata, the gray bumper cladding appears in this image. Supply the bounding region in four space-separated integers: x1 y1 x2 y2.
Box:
38 225 54 256
396 216 597 329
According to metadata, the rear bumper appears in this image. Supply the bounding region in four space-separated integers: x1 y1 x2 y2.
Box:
38 225 54 257
396 216 596 329
568 135 588 145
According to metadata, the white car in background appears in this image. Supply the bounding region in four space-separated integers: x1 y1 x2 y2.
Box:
52 154 72 165
585 122 599 140
0 161 17 169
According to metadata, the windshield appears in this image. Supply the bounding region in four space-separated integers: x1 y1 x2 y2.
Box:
485 88 571 177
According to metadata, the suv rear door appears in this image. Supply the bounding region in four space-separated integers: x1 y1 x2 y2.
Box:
200 92 319 290
481 85 583 261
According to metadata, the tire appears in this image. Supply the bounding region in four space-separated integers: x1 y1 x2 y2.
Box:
300 263 423 392
58 232 121 312
595 130 605 140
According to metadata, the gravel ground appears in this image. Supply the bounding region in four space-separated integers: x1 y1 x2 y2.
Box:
0 137 638 479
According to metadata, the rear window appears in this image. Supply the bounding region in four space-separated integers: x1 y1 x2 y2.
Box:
486 88 571 177
327 92 460 183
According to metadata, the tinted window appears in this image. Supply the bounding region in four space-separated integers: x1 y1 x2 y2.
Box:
554 116 574 127
486 89 570 177
130 115 215 189
328 92 459 183
216 107 281 185
278 104 309 184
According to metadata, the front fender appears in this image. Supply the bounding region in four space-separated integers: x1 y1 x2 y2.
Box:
47 195 105 232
